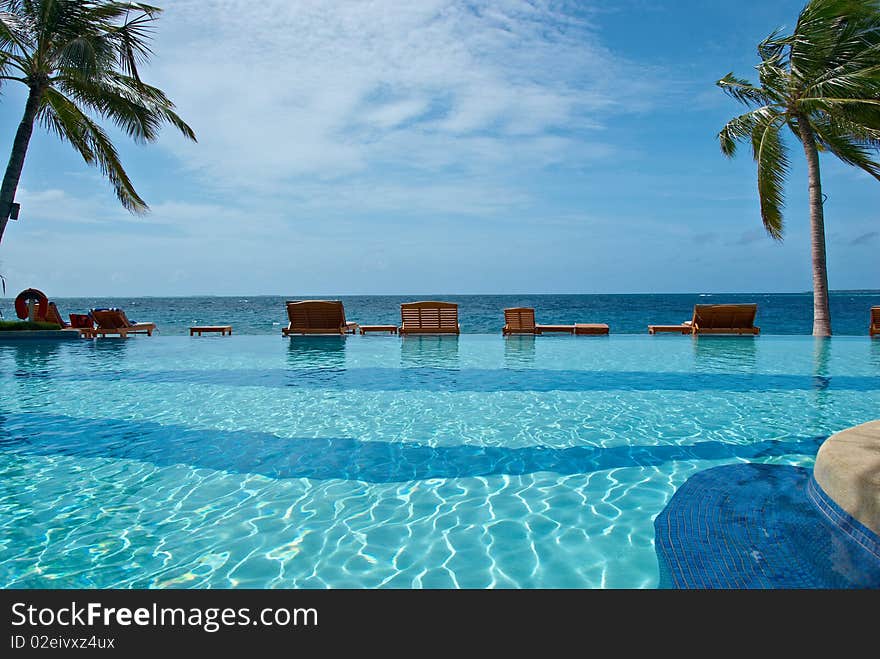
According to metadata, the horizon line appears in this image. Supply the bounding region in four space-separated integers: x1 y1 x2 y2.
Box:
2 289 879 299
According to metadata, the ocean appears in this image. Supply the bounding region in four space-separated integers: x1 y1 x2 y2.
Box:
2 291 879 336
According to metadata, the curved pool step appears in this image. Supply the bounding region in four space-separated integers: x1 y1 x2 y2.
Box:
814 420 880 537
654 420 880 588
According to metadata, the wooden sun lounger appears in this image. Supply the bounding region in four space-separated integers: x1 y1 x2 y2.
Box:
871 306 880 337
691 304 760 335
399 301 460 335
503 307 541 335
574 323 610 335
282 300 358 335
536 324 575 334
648 324 692 335
648 304 760 336
85 308 156 338
44 302 68 328
503 307 608 335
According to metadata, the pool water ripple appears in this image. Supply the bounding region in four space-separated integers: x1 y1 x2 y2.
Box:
0 335 876 588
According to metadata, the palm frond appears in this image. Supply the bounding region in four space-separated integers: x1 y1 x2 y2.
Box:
757 27 789 61
53 33 116 77
812 114 880 178
716 73 771 106
802 43 880 99
718 106 776 157
0 50 31 76
790 0 880 81
803 95 880 105
757 58 791 99
801 15 880 96
40 85 148 213
0 8 33 54
57 70 195 142
800 96 880 131
57 71 160 141
89 3 163 81
751 112 789 240
0 0 194 221
833 101 880 134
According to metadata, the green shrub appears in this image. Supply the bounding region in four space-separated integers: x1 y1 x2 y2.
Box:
0 320 63 331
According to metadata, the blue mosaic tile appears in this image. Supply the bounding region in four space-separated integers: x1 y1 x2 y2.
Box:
654 463 880 589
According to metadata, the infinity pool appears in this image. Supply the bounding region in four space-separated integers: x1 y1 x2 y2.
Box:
1 334 878 588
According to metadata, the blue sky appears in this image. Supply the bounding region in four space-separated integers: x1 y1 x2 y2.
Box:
0 0 877 296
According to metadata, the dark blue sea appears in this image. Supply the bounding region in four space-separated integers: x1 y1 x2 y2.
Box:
2 291 878 336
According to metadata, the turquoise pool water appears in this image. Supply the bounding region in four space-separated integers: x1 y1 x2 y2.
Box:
1 334 879 588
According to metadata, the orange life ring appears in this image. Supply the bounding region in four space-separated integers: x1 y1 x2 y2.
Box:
14 288 49 321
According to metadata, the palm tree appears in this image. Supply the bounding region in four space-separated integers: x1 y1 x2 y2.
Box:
717 0 880 336
0 1 195 246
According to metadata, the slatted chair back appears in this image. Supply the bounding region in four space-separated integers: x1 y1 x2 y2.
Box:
400 301 460 334
503 307 536 334
91 309 132 329
286 300 348 332
692 304 759 334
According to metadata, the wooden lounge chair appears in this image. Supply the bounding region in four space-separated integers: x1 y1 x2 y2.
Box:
649 304 760 336
574 323 610 335
282 300 358 336
503 307 541 335
87 308 156 338
502 307 609 335
648 323 692 335
690 304 760 335
399 301 460 335
503 307 572 335
871 306 879 337
68 313 94 330
44 302 69 328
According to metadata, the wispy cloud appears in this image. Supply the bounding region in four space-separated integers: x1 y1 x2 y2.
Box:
692 231 718 245
849 231 878 246
734 228 767 246
10 1 872 297
152 0 657 210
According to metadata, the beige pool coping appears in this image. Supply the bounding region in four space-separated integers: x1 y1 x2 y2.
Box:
814 420 880 536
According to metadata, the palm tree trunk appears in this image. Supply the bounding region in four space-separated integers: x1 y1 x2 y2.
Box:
796 117 832 337
0 85 45 246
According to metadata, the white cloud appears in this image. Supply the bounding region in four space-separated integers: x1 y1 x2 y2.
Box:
0 1 683 296
151 0 651 205
14 187 114 224
362 97 431 130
